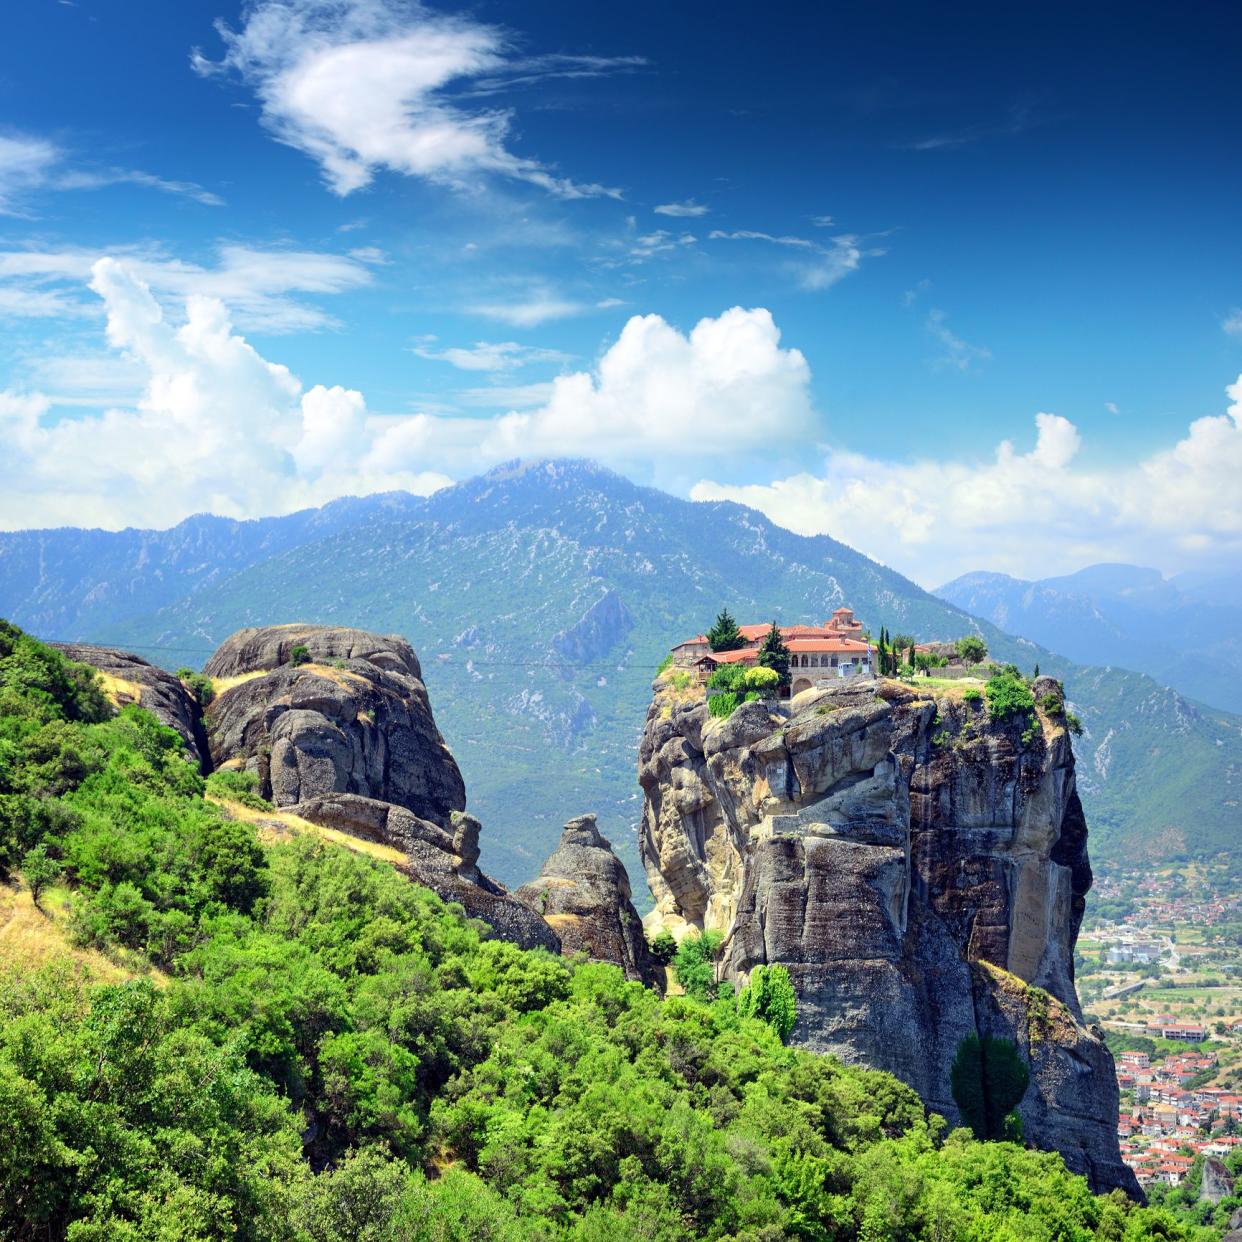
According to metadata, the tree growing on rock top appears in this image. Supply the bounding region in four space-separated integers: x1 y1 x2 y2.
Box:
756 622 791 688
706 608 745 652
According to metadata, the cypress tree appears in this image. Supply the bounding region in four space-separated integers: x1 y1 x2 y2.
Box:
706 608 745 652
757 622 791 688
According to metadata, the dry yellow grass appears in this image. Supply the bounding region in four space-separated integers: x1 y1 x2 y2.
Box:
209 669 269 696
96 670 146 707
0 881 165 985
544 912 583 929
207 795 407 865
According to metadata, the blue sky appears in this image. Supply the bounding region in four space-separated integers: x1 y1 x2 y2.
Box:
1 0 1240 584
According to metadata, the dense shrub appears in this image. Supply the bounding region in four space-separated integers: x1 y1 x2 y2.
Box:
984 670 1036 725
206 767 274 811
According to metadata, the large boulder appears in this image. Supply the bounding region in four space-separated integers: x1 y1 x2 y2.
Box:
204 625 465 828
517 814 661 985
53 643 206 768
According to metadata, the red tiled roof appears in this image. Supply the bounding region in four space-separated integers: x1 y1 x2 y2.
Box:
697 648 758 665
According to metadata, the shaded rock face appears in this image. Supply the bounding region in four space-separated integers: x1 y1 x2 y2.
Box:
205 626 466 828
516 815 661 986
53 643 207 769
287 794 559 953
639 675 1136 1196
1201 1157 1235 1204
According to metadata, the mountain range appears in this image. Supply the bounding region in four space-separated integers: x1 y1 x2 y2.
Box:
1 459 1238 888
936 563 1242 713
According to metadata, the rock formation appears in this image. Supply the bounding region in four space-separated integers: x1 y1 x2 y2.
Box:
1201 1157 1235 1204
200 625 561 951
205 625 466 827
516 815 661 985
638 672 1138 1196
53 642 207 768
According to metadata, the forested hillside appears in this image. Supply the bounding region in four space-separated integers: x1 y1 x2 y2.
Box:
0 621 1223 1240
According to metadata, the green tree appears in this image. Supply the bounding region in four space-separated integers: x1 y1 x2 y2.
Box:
674 930 724 1001
955 636 988 665
706 609 746 652
21 842 61 907
950 1034 1030 1140
756 623 791 688
290 644 312 667
737 964 797 1043
648 929 677 964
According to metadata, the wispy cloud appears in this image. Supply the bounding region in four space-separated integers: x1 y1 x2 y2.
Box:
709 228 881 290
926 308 990 371
1224 309 1242 340
898 103 1039 152
196 0 628 199
0 131 223 213
654 199 709 218
466 290 585 327
411 337 569 372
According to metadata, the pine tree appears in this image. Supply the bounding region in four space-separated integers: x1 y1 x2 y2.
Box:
757 622 791 687
706 608 745 652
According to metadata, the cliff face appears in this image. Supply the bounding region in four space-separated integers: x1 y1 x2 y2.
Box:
516 814 661 986
639 673 1137 1196
205 625 467 828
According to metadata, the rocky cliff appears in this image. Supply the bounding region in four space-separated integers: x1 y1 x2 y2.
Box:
638 672 1137 1196
516 814 661 985
52 642 207 769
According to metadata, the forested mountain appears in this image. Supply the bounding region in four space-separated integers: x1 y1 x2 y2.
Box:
935 564 1242 714
2 460 1238 886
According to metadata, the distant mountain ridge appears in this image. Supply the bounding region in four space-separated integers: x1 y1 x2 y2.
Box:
1 459 1238 886
935 563 1242 713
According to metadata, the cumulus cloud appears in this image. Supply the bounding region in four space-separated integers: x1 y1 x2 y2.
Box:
692 385 1242 585
197 0 626 198
411 338 569 371
654 199 709 218
0 243 373 333
0 273 810 528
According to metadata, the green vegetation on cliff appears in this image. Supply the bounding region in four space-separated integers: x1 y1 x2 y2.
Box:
0 623 1220 1240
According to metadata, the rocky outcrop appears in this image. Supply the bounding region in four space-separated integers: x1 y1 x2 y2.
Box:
1201 1157 1235 1204
287 793 558 952
516 815 661 985
204 624 557 952
638 672 1137 1196
205 626 465 828
53 643 207 768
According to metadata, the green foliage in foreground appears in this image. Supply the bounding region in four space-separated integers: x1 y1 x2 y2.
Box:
0 625 1219 1240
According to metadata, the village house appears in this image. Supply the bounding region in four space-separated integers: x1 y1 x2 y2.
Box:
672 607 876 695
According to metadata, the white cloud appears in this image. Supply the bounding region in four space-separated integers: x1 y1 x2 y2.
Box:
411 338 569 371
708 228 879 290
0 243 372 333
0 135 59 212
0 131 222 213
198 0 624 199
467 291 585 327
0 274 810 528
1105 401 1120 415
692 383 1242 585
1225 310 1242 340
654 199 709 218
0 259 446 529
926 307 990 371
